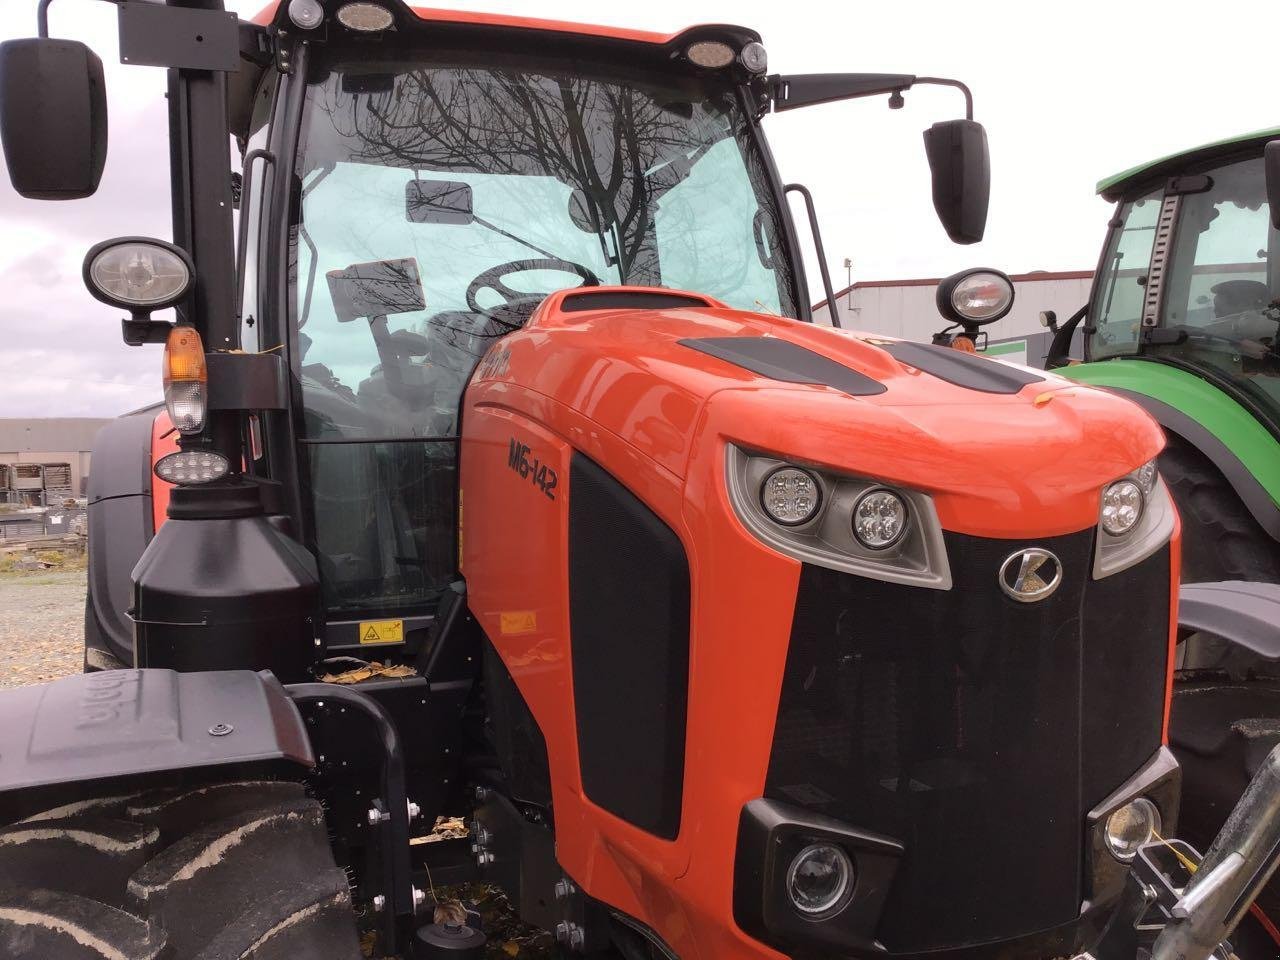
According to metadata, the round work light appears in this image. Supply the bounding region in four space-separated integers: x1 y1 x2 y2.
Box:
1101 479 1144 536
852 488 908 550
760 466 821 526
1104 798 1161 862
83 237 193 312
154 450 230 485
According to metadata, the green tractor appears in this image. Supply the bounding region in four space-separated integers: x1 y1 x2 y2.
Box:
1048 129 1280 584
1047 130 1280 900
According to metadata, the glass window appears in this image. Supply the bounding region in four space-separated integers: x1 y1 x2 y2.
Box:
291 51 797 616
238 75 276 355
1158 156 1280 421
1089 190 1161 359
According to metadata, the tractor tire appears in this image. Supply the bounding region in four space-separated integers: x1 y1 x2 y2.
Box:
0 779 362 960
1158 433 1280 584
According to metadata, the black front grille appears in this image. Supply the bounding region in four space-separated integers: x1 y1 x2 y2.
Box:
762 530 1169 953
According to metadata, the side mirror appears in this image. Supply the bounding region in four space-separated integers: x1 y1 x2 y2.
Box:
0 38 107 200
923 119 990 245
1266 140 1280 232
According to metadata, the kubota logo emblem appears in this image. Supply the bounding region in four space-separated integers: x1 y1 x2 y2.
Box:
999 548 1062 602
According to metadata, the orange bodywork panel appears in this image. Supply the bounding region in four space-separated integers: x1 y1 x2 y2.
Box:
252 2 684 42
149 410 179 534
460 287 1178 959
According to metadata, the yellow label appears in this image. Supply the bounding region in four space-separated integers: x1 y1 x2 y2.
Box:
359 619 404 645
499 611 537 636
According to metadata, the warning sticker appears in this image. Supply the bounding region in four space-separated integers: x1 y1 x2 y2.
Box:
359 619 404 645
499 611 537 636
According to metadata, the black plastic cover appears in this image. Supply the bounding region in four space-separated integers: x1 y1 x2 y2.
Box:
86 410 160 666
880 340 1044 394
0 669 312 814
117 2 240 72
0 38 106 200
1178 581 1280 660
561 290 712 312
680 336 887 396
206 351 288 411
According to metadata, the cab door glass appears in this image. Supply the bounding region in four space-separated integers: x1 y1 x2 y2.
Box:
1089 190 1161 359
238 75 277 355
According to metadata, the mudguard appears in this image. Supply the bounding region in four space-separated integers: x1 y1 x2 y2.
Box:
0 669 312 821
85 406 164 669
1180 581 1280 660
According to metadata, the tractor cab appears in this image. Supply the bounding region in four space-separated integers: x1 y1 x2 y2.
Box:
1082 136 1280 419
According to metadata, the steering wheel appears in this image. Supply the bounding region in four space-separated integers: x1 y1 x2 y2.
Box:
465 258 599 323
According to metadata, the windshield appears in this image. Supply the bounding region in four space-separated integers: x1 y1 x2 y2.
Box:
291 50 796 616
1090 156 1280 421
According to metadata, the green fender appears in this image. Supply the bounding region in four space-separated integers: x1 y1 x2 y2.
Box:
1061 359 1280 541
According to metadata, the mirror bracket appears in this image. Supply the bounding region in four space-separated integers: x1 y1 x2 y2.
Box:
1265 140 1280 232
117 2 240 72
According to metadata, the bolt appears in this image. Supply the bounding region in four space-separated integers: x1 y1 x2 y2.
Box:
367 807 389 826
407 800 421 820
207 723 233 737
553 879 571 901
479 851 494 865
475 827 491 845
372 894 386 912
568 925 585 950
474 785 489 802
555 922 569 943
412 886 426 912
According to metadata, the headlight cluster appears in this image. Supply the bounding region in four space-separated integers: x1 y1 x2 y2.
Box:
1100 459 1159 537
726 447 951 590
1093 458 1176 579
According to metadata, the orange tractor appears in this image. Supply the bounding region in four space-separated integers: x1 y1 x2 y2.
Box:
1 2 1279 959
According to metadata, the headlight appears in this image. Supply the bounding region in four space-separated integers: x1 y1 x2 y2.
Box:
786 843 855 917
727 447 951 590
760 466 822 526
1100 479 1144 536
1104 798 1161 862
852 488 908 550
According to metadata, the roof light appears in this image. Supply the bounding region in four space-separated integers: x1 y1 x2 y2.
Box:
685 41 735 69
740 41 768 74
336 2 393 31
163 325 207 436
288 0 325 30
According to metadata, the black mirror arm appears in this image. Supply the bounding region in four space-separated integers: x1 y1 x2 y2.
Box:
1045 304 1088 369
37 0 119 39
912 77 974 121
784 183 840 329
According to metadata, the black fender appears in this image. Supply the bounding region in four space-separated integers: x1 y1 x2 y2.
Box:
1180 581 1280 660
0 669 313 823
85 406 163 669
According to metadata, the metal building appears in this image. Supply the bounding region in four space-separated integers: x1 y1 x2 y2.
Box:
812 270 1094 367
0 418 110 502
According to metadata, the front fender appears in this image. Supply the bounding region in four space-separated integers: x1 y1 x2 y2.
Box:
1061 359 1280 541
0 669 312 823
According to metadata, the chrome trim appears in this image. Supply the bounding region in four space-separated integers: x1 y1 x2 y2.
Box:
725 445 952 590
1093 475 1176 579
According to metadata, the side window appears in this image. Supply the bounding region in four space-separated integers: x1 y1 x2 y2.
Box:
1090 191 1160 359
1165 158 1274 330
238 74 277 354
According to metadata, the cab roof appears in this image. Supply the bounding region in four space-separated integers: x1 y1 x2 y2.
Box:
1097 125 1280 201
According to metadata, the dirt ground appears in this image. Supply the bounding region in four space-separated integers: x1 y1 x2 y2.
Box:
0 568 85 689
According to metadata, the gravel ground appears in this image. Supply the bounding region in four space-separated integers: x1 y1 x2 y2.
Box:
0 569 85 688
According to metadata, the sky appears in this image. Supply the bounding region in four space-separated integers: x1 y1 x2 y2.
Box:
0 0 1274 417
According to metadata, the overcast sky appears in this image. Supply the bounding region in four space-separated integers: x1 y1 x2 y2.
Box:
1 0 1274 417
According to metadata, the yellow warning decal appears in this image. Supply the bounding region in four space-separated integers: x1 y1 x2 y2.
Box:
359 619 404 645
499 611 537 636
